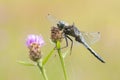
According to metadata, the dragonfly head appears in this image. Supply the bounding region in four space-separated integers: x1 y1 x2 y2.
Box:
57 21 68 30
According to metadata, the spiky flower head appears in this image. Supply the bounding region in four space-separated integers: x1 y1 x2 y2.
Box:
26 34 45 61
51 26 63 43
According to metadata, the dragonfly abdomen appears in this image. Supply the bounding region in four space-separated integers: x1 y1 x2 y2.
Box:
75 35 105 63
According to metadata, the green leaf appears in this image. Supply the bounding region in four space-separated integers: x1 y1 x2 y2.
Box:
17 61 36 66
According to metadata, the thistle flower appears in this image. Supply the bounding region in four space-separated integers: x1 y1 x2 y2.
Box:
26 34 45 62
51 26 63 43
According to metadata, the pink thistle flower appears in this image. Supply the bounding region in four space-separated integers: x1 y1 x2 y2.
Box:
26 34 45 61
26 34 45 48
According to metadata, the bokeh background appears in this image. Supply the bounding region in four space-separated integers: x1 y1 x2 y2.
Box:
0 0 120 80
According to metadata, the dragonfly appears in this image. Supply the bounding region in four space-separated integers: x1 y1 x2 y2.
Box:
48 14 105 63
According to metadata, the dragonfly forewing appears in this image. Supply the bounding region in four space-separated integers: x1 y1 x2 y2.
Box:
47 14 59 26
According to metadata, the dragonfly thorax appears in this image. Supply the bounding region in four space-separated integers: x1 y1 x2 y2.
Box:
57 21 69 30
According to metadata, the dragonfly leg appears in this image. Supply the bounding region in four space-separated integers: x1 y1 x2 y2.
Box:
61 35 69 49
66 35 73 55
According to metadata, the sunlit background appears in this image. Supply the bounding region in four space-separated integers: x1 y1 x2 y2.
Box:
0 0 120 80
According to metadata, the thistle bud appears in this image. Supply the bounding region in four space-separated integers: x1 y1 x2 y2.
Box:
51 27 63 43
26 34 45 62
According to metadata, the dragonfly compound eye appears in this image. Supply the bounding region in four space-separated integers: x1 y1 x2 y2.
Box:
57 21 66 30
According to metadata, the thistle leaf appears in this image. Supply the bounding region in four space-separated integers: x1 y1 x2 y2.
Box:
17 61 36 66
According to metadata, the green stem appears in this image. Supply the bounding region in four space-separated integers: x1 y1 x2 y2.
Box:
57 41 68 80
42 48 55 65
37 61 48 80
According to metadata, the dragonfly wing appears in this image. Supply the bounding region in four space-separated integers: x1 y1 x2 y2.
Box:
47 14 59 26
81 31 100 45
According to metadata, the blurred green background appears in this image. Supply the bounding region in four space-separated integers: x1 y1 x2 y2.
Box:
0 0 120 80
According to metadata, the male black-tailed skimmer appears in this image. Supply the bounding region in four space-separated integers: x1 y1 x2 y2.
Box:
48 14 105 63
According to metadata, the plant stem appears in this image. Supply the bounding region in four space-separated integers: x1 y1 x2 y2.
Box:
42 48 55 65
57 41 68 80
37 61 48 80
